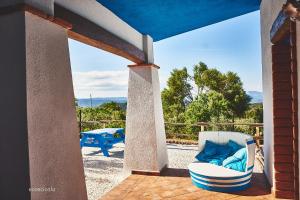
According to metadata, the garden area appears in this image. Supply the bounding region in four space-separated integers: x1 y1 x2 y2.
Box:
76 61 263 142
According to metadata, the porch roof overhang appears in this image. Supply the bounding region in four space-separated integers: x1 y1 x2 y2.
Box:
96 0 262 41
52 0 261 64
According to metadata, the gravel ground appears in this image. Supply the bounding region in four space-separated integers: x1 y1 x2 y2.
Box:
82 144 126 200
82 143 199 200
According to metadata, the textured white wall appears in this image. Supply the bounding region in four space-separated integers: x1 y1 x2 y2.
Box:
152 66 168 169
25 12 87 199
260 0 287 186
124 65 168 173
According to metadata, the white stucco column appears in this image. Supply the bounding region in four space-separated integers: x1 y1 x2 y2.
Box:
0 4 87 200
124 64 169 174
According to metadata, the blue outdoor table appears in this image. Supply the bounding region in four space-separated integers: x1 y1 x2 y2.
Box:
80 128 125 157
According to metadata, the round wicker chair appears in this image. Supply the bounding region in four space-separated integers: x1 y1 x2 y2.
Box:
188 131 256 192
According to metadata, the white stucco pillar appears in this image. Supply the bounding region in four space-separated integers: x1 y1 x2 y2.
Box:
0 4 87 200
124 64 169 174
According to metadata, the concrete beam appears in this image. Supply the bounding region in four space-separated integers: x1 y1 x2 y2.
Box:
55 0 156 64
54 4 146 64
1 0 154 64
143 35 154 64
55 0 144 51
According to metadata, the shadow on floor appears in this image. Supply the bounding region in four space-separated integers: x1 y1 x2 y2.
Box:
84 159 123 170
84 149 124 158
234 172 272 197
160 167 190 177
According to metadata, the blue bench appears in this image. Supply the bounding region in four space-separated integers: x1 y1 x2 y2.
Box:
80 128 125 157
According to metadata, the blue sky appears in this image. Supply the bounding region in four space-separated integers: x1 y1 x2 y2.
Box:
69 11 262 98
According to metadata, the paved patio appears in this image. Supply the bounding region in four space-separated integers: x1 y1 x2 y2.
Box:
101 168 273 200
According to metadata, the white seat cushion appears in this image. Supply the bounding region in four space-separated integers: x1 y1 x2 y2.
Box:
188 161 246 178
188 161 252 191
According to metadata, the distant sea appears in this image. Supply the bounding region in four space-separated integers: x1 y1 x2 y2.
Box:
77 97 127 107
77 91 262 107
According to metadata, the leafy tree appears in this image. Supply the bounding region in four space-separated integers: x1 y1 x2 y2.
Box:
185 91 229 123
206 91 229 122
162 67 192 122
185 93 211 124
78 102 126 131
164 63 251 124
222 72 251 122
202 68 225 92
245 103 263 123
193 64 251 122
100 102 126 120
193 62 208 95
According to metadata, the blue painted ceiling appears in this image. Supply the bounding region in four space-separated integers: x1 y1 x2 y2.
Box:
97 0 261 41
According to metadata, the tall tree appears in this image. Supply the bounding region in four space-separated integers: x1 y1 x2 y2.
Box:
202 68 225 92
162 67 192 122
245 103 263 123
192 63 251 123
206 91 229 122
222 72 251 122
193 62 208 95
185 91 229 123
185 93 211 123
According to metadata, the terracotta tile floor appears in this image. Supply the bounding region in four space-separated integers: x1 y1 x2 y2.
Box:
101 168 274 200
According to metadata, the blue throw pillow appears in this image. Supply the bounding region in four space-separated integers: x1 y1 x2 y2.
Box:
207 145 233 166
195 140 218 162
222 148 247 172
203 140 218 156
195 151 207 162
195 151 225 166
217 144 232 157
195 140 234 167
228 140 243 153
